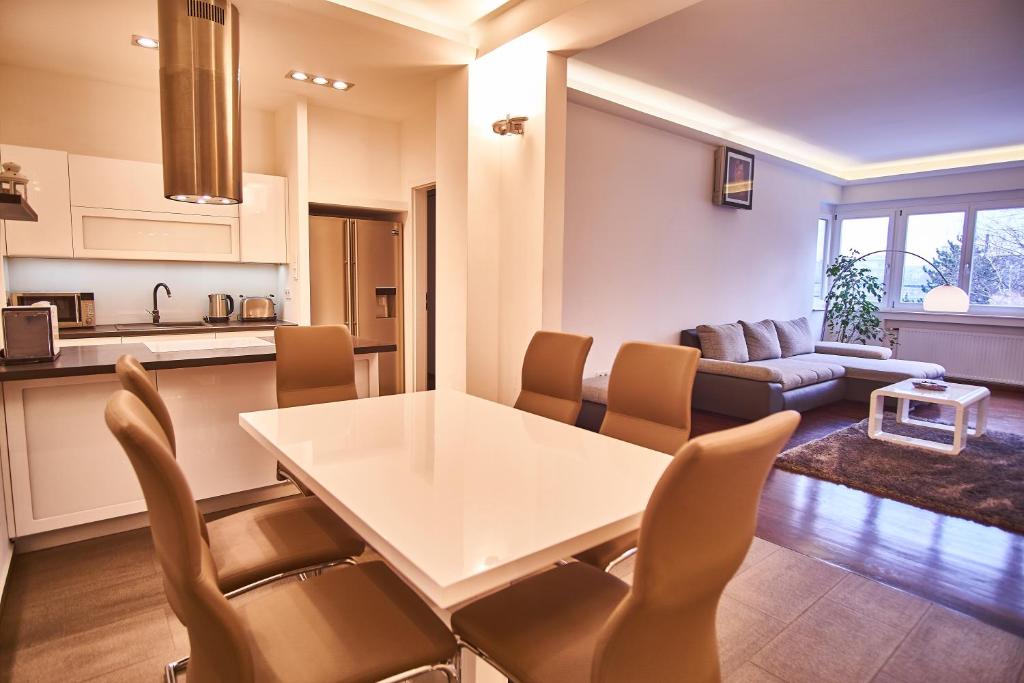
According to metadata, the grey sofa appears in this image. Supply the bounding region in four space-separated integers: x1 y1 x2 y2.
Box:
577 327 945 425
675 329 945 420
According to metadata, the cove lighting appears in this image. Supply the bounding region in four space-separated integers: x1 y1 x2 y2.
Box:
286 71 354 92
132 34 160 49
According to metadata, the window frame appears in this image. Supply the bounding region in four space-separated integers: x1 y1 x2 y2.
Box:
826 191 1024 317
889 203 969 310
812 214 832 310
829 208 897 306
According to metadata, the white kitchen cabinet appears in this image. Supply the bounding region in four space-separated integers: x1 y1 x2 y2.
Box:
4 374 146 536
59 336 124 347
0 145 73 258
240 173 288 263
71 206 240 262
156 363 278 500
68 154 237 218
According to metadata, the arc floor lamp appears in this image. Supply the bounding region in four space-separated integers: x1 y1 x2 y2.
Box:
821 249 971 339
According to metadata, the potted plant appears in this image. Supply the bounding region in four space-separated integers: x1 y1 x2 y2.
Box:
822 251 893 345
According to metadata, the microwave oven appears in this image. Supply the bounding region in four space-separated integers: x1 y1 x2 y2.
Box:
8 292 96 328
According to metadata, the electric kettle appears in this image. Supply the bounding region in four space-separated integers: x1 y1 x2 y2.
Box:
205 293 234 323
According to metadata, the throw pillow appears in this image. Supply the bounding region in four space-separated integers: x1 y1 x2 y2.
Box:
773 317 815 357
696 322 749 363
740 319 782 361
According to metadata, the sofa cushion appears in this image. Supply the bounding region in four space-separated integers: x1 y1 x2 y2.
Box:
698 357 844 390
773 317 815 357
582 373 610 404
740 319 782 361
801 353 943 382
697 322 749 362
697 358 782 384
748 357 845 390
814 341 892 360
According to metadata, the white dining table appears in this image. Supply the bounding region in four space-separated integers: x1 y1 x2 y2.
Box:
238 389 672 611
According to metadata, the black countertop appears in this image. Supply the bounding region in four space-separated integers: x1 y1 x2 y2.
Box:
0 338 398 381
60 320 297 339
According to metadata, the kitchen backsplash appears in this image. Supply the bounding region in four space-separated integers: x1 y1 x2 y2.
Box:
5 258 283 324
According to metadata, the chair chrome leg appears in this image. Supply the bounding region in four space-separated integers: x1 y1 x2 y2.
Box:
456 636 517 681
164 656 188 683
223 558 356 598
377 662 459 683
604 546 638 573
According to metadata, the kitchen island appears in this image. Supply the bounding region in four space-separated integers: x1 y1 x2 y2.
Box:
0 335 396 542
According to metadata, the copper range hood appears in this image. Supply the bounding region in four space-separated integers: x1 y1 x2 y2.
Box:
157 0 242 205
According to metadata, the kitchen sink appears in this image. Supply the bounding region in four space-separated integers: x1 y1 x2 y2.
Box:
143 337 274 353
115 321 207 331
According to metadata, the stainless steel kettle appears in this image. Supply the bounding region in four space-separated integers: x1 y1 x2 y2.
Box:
206 293 234 321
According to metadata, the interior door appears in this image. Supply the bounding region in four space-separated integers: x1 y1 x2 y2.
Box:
354 219 402 394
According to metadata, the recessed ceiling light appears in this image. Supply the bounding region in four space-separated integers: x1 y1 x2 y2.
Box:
132 34 159 49
285 71 354 92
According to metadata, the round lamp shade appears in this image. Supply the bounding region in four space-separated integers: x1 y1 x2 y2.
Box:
923 285 970 312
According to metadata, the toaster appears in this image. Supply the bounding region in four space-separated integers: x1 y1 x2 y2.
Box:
238 295 276 321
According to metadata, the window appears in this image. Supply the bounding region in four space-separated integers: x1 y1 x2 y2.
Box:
837 215 891 286
825 198 1024 314
899 211 965 304
970 207 1024 308
813 217 828 304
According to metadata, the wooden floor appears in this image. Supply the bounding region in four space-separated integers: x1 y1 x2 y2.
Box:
691 387 1024 637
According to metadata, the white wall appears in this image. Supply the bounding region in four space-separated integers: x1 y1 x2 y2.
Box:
307 105 403 209
841 165 1024 205
0 65 277 174
562 103 841 375
5 259 281 325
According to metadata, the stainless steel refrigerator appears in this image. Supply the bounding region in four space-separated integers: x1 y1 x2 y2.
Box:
309 216 403 395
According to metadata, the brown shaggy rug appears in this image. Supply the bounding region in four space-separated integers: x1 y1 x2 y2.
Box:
775 415 1024 533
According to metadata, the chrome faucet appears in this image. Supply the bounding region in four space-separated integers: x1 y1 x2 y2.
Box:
150 283 171 324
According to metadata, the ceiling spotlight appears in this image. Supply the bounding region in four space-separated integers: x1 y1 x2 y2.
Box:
332 80 350 91
132 34 159 49
288 71 309 81
312 76 329 85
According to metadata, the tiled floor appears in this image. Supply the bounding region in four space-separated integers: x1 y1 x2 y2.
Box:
2 528 1024 681
614 538 1024 683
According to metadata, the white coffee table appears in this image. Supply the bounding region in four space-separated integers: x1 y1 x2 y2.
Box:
868 379 990 455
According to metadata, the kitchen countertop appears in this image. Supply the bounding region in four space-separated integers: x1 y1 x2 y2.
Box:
60 319 297 339
0 337 398 381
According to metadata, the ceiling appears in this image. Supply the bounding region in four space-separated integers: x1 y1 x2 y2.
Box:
570 0 1024 179
0 0 476 120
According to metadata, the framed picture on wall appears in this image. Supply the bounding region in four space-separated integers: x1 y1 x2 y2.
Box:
713 146 755 209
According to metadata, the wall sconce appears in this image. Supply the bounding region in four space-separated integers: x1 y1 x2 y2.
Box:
492 114 528 136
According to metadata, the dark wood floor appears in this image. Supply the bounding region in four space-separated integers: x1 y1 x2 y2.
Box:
690 388 1024 637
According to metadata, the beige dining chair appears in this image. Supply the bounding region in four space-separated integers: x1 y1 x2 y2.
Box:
514 331 594 424
116 356 367 679
274 324 358 408
451 411 800 683
106 390 459 683
575 341 701 570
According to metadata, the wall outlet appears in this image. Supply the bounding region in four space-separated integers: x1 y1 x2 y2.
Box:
284 288 293 301
290 264 299 281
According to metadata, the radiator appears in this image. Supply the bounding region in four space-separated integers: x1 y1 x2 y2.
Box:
895 326 1024 386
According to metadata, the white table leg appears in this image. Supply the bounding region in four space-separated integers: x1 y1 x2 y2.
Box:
896 397 910 425
868 391 886 439
974 397 989 437
951 405 966 455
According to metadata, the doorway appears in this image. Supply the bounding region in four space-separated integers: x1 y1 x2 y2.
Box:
426 188 436 390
